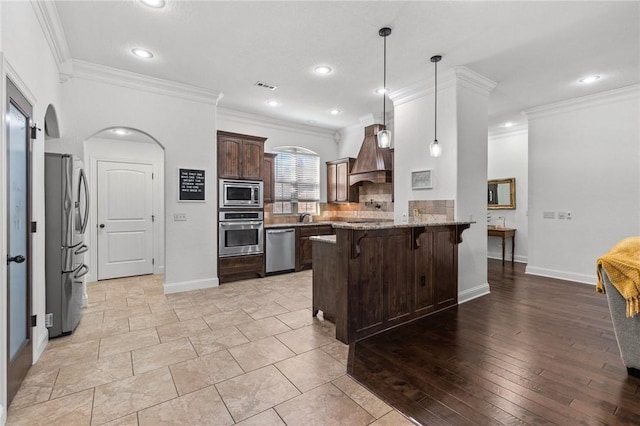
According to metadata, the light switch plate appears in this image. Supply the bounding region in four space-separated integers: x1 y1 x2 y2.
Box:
543 211 555 219
174 213 187 221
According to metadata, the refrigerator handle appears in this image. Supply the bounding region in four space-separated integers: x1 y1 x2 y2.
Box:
74 244 89 255
78 168 90 234
74 264 89 279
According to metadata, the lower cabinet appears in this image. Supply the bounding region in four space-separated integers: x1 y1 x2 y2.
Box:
348 228 413 338
218 254 265 283
295 225 334 271
329 225 465 344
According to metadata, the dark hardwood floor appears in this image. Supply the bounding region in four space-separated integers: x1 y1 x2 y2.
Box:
349 259 640 426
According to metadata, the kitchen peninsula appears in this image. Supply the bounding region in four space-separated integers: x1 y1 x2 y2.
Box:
312 221 471 344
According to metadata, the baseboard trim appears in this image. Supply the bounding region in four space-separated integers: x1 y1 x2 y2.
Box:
35 331 49 363
458 283 491 304
487 253 528 264
525 266 595 285
0 404 5 426
163 277 219 294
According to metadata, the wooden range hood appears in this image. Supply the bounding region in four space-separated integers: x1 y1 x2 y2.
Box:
348 124 393 186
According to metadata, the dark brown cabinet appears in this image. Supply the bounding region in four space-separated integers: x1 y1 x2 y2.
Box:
263 153 277 203
217 131 266 180
218 254 265 283
327 158 358 203
347 228 413 338
216 131 266 284
326 224 468 343
296 225 334 271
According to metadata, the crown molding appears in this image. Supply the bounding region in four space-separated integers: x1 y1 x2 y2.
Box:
488 125 528 140
454 67 498 97
389 66 495 107
217 107 336 138
30 0 71 71
525 84 640 120
69 60 223 105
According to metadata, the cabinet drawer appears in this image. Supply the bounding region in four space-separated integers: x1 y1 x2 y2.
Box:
298 225 333 238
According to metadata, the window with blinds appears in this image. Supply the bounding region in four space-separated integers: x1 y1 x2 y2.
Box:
273 147 320 215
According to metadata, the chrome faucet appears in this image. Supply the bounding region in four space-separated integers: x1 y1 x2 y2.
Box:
299 213 311 223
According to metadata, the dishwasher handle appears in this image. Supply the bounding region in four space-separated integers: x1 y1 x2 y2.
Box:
267 229 295 234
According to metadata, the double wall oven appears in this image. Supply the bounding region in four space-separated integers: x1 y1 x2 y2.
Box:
218 179 264 257
218 211 264 257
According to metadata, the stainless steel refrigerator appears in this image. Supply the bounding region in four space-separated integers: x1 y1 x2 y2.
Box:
45 153 89 338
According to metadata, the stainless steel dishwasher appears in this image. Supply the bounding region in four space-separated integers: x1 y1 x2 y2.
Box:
266 228 296 273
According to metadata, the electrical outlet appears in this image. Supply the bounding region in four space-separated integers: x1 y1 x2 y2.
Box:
567 211 572 220
174 213 187 221
412 208 419 217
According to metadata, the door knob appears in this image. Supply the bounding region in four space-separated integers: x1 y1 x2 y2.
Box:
99 224 105 228
7 255 26 264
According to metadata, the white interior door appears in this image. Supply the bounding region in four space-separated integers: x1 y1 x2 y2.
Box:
97 161 153 280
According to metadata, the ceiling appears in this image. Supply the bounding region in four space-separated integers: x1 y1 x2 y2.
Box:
53 1 639 134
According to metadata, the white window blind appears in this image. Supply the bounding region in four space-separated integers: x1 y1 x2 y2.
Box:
273 147 320 214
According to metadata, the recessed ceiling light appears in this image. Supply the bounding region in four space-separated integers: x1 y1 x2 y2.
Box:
111 128 129 136
266 100 280 107
502 121 516 128
131 48 154 59
330 109 342 115
314 65 333 75
578 75 601 84
376 87 389 95
140 0 166 8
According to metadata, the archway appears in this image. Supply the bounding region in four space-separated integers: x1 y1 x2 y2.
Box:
84 127 166 288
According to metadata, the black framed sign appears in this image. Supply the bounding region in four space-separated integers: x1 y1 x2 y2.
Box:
179 168 205 202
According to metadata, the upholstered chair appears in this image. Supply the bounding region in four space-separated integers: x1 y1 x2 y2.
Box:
602 270 640 377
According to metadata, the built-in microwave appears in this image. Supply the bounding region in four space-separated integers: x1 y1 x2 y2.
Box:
219 179 263 209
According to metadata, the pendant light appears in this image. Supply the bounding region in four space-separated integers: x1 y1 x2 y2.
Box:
430 55 442 157
377 27 392 148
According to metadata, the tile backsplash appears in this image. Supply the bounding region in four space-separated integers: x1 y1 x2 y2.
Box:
408 200 454 222
318 183 394 221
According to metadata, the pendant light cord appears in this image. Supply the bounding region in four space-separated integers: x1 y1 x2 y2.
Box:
434 58 437 141
383 34 387 127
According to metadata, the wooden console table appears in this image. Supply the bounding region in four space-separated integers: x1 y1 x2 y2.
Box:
488 227 516 265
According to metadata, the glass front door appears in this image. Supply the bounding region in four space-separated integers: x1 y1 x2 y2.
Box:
6 78 33 406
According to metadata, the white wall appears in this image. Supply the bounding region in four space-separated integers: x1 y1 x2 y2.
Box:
390 68 495 303
84 137 165 282
526 86 640 283
0 2 66 418
393 80 458 223
487 129 528 263
59 77 219 294
217 108 338 202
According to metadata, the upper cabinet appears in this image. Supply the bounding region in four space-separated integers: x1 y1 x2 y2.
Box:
263 153 277 203
327 158 358 203
217 131 266 180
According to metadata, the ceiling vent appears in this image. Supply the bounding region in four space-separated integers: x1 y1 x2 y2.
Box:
254 81 278 91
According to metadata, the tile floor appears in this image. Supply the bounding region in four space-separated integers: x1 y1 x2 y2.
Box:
7 271 415 425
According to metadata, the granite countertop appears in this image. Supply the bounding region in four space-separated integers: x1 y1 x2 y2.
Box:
265 220 471 230
264 221 334 229
309 235 337 244
331 220 474 230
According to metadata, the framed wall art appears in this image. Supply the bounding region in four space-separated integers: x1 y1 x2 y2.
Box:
411 170 433 189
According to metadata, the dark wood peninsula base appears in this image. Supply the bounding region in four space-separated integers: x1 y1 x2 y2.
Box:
312 222 471 344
